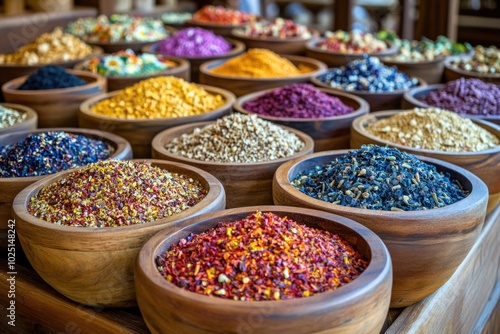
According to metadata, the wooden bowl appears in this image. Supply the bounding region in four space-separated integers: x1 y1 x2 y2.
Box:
152 122 314 209
12 159 226 307
199 55 327 97
230 27 320 55
74 55 191 91
234 87 370 151
305 38 398 68
444 56 500 84
350 110 500 213
380 56 445 84
79 85 235 159
311 75 427 112
142 38 245 83
135 205 392 334
0 127 132 251
273 150 488 307
0 103 37 135
185 19 260 37
2 70 107 128
402 84 500 125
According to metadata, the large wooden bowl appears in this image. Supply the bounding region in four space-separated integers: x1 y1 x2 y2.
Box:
0 127 132 250
0 103 37 135
74 55 190 91
12 160 226 307
79 85 235 159
234 87 369 151
199 55 327 97
380 56 445 84
135 205 392 334
184 19 260 37
273 150 488 308
152 122 314 208
402 84 500 125
311 75 427 112
305 38 398 68
2 70 106 128
444 56 500 84
350 110 500 213
142 38 245 83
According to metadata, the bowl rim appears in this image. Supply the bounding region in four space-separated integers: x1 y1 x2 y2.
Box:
305 37 399 57
229 26 320 43
0 46 103 68
79 83 236 123
199 54 328 81
185 17 262 29
136 205 391 308
233 86 370 122
352 109 500 156
0 102 37 131
380 55 446 65
12 159 225 234
152 120 315 166
1 69 106 94
444 55 500 79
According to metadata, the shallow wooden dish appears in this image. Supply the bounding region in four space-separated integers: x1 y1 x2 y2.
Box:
402 84 500 125
199 55 327 97
136 205 392 334
273 150 488 308
74 55 190 91
234 87 369 151
305 38 398 68
350 110 500 213
0 127 132 250
79 85 235 159
2 70 106 128
12 159 226 307
381 56 445 84
142 38 245 83
444 56 500 84
184 19 259 37
311 75 427 112
230 28 319 55
152 122 314 208
0 103 38 135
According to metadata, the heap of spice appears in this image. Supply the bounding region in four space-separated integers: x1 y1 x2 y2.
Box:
81 49 177 77
156 211 368 300
420 78 500 116
158 28 232 57
193 5 257 25
65 14 168 43
161 12 192 25
0 28 93 65
90 76 226 119
238 17 312 39
292 145 469 211
316 29 388 53
448 45 499 74
210 48 312 78
319 55 419 92
0 131 114 178
165 113 304 163
17 66 86 90
27 160 207 227
365 108 499 152
0 105 28 129
242 83 354 118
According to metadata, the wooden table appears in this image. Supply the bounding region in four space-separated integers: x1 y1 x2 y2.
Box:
1 204 499 333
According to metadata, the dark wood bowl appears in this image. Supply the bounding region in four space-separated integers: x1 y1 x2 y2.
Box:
234 87 369 151
311 75 427 112
380 56 445 84
2 70 107 128
0 103 37 135
0 127 132 251
142 38 246 83
350 110 500 213
135 205 392 334
305 38 398 68
199 55 327 97
12 159 226 307
444 56 500 84
74 55 191 91
402 84 500 125
151 122 314 209
273 150 488 307
79 85 235 159
184 18 261 37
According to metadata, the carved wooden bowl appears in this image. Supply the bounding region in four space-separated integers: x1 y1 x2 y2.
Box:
444 56 500 84
0 103 37 135
380 56 445 84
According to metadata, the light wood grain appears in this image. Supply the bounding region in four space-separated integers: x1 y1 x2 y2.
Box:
444 56 500 84
273 150 489 308
0 103 37 135
135 206 392 334
380 56 445 84
152 121 314 208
